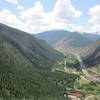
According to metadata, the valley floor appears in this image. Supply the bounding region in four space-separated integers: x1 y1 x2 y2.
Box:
52 55 100 100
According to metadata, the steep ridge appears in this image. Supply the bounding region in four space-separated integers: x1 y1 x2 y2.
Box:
0 23 64 68
0 23 69 99
84 39 100 67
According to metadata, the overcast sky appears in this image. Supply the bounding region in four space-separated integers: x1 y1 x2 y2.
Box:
0 0 100 34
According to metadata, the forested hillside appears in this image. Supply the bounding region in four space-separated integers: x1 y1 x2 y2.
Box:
0 23 64 68
0 23 74 100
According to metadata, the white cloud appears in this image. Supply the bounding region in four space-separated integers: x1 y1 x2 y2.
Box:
20 2 46 25
5 0 19 4
88 5 100 33
89 24 100 33
0 9 21 26
53 0 82 22
89 5 100 24
0 0 85 34
0 9 27 32
17 5 24 10
67 24 85 32
19 0 82 33
2 0 100 34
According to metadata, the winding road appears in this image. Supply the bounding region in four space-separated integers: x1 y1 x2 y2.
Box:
75 54 100 82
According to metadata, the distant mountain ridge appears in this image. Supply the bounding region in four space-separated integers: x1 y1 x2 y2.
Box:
82 33 100 41
35 30 70 45
35 30 94 53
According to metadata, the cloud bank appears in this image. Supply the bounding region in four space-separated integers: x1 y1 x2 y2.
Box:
89 5 100 32
1 0 100 34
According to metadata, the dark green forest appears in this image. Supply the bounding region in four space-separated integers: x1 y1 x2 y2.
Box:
0 23 79 100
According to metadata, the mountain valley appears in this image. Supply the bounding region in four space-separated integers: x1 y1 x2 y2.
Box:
0 24 100 100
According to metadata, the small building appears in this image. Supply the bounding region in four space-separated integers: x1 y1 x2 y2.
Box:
65 91 83 100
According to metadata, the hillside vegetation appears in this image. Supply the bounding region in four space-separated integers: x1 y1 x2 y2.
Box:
0 23 73 100
0 23 64 68
84 39 100 67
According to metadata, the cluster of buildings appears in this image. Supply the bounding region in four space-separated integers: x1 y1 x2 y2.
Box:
65 91 95 100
